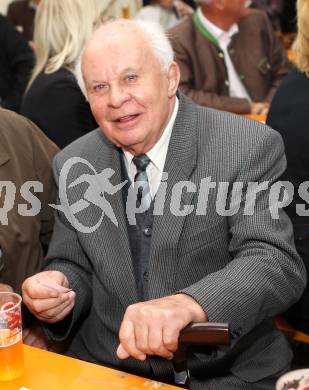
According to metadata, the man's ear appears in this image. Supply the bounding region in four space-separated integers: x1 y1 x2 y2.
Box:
167 62 180 97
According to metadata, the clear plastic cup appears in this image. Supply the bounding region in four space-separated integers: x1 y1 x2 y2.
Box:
0 292 24 381
276 369 309 390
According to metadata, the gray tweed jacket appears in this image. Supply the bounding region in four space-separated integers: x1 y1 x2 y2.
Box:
44 94 306 389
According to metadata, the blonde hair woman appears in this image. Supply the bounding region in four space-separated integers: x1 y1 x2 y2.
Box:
267 0 309 336
293 0 309 75
21 0 102 148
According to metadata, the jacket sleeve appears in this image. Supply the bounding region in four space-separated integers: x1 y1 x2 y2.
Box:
170 34 251 114
42 154 94 341
180 125 306 340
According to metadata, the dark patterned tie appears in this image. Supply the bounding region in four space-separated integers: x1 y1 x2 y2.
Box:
132 154 151 209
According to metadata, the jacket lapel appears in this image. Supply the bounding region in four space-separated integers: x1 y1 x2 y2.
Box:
148 94 198 299
85 131 139 308
85 93 199 307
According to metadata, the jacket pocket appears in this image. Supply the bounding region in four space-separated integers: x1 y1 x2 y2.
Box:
231 330 292 383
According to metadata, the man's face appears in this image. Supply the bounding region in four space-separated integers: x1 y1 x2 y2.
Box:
82 26 179 155
222 0 247 23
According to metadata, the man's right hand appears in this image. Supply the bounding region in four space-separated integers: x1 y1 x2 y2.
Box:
22 271 75 323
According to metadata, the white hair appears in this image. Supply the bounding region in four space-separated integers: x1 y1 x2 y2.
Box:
75 19 175 99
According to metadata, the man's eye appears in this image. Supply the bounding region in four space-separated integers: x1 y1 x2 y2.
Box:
126 74 138 82
93 84 108 92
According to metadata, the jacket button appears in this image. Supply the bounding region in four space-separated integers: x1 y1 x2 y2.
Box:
231 327 243 339
219 52 224 58
143 271 149 281
143 227 152 237
225 80 229 86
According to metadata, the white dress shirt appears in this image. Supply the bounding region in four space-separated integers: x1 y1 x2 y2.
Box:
197 8 251 100
122 97 179 199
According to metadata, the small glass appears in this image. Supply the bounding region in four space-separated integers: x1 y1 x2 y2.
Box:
122 4 130 19
0 292 24 381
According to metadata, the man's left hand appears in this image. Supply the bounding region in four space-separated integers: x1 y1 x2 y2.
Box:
23 323 51 350
117 294 207 361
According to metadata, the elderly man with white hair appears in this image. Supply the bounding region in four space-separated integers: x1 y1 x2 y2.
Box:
22 19 305 390
169 0 290 115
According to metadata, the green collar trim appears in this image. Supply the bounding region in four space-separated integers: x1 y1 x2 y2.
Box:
193 12 219 48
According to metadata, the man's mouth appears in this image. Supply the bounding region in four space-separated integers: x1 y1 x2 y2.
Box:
115 114 139 123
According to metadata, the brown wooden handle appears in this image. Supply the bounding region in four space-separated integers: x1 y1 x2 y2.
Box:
173 323 230 386
178 322 230 347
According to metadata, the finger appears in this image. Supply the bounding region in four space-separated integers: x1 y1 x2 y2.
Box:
49 295 75 323
134 321 149 355
38 291 74 317
23 278 60 299
38 299 74 323
163 326 179 353
118 320 146 360
37 291 75 322
39 282 72 294
27 292 71 315
148 327 173 359
116 343 130 359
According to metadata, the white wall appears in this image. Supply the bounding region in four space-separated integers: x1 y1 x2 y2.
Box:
0 0 13 15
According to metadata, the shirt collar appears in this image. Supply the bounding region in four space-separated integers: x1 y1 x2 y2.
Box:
122 97 179 171
197 7 239 42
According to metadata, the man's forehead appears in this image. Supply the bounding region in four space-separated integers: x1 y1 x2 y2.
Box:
87 23 146 51
83 44 147 72
82 33 156 75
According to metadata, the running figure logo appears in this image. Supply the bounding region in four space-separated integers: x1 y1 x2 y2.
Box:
50 157 127 233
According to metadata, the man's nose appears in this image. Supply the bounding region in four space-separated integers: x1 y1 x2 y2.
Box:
108 85 130 108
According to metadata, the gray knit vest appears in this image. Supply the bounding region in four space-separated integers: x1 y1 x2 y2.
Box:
120 154 154 301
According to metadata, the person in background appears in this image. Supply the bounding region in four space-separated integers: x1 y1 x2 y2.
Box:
135 0 193 29
281 0 297 32
21 0 99 149
22 19 305 390
143 0 196 8
0 108 58 348
267 0 309 335
0 14 34 112
7 0 41 42
250 0 283 32
99 0 142 20
169 0 290 115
